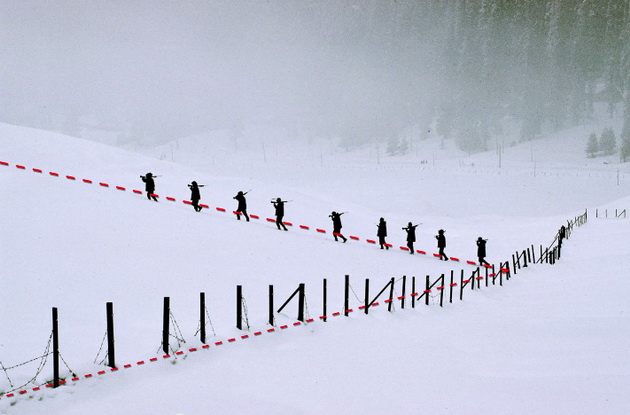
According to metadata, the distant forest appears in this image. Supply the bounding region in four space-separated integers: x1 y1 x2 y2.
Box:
430 0 630 152
2 0 630 152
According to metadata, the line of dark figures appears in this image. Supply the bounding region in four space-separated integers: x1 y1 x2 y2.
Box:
141 172 495 265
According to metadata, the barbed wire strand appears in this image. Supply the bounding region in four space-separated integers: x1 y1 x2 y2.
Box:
2 332 53 394
93 330 108 365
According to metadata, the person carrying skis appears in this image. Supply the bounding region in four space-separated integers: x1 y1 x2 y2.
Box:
233 191 249 221
402 222 418 254
272 198 288 231
476 237 490 266
140 172 158 202
329 211 347 243
377 217 388 249
436 229 448 260
188 181 204 212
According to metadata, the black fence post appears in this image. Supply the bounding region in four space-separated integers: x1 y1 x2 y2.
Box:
459 270 464 301
199 293 206 344
412 276 416 308
449 271 454 304
52 307 59 388
401 275 406 310
425 275 430 306
531 244 536 263
476 268 481 290
485 266 489 287
163 297 170 354
268 285 274 326
236 286 242 330
297 283 305 322
364 278 370 315
512 254 517 274
323 279 327 322
388 277 395 312
106 302 116 367
523 249 528 267
526 247 532 264
439 274 444 307
344 275 350 317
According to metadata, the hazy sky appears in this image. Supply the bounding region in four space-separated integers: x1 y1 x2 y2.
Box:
0 1 443 142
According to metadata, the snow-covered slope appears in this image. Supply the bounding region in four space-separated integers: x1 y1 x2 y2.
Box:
1 122 629 414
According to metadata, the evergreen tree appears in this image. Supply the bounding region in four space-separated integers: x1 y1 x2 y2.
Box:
621 138 630 163
621 123 630 162
599 127 617 156
586 132 598 158
399 138 409 155
386 136 400 156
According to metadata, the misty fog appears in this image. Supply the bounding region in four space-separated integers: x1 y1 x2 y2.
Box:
1 1 629 152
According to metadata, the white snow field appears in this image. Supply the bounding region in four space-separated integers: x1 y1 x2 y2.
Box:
1 121 629 414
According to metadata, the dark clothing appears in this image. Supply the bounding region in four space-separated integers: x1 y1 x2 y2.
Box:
234 193 249 221
377 221 387 238
330 213 347 242
402 225 418 254
404 225 417 243
142 176 155 193
273 201 287 231
476 240 486 258
234 194 247 211
477 239 489 266
190 186 200 202
274 201 285 217
377 220 388 249
190 184 201 212
436 234 448 260
141 175 157 202
558 226 566 247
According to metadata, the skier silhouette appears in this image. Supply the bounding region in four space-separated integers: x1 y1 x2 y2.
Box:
188 181 204 212
272 198 288 231
476 237 490 266
233 191 249 221
329 211 347 243
140 173 158 202
377 217 388 249
402 222 418 254
436 229 448 260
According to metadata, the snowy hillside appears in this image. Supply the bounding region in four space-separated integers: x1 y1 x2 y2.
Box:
1 122 629 414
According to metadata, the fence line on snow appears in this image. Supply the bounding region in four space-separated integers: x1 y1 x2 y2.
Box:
0 162 590 401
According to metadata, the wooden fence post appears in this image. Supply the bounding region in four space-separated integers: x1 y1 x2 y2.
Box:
388 277 395 312
401 275 406 310
297 283 305 322
106 302 116 367
52 307 59 388
323 279 327 322
236 286 242 330
344 275 350 317
439 274 444 307
412 276 416 308
364 278 370 315
268 285 274 326
163 297 170 354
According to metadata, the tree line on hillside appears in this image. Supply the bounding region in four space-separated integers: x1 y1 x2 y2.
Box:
586 127 630 162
